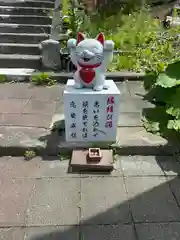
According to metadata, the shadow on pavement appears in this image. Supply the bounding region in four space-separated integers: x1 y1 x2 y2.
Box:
27 175 180 240
156 154 180 176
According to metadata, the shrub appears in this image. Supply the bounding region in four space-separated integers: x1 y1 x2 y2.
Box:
143 60 180 139
106 9 179 72
63 4 179 73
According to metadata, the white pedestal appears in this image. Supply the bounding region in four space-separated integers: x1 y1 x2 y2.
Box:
64 79 120 142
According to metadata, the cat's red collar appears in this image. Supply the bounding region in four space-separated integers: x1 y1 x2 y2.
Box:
78 62 101 68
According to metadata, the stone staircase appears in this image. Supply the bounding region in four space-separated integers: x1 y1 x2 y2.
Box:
0 0 55 70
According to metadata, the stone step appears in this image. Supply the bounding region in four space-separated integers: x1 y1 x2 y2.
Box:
0 15 52 25
0 33 49 44
0 43 40 55
0 1 54 8
0 54 41 69
0 6 52 16
0 23 51 34
0 69 146 82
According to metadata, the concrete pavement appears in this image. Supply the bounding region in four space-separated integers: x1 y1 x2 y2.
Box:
0 81 175 156
0 82 180 239
1 155 180 239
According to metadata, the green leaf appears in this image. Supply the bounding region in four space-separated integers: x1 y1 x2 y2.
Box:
143 74 157 91
142 106 168 121
143 118 160 134
166 87 180 118
167 120 180 131
165 61 180 79
166 107 180 119
144 86 176 104
156 73 180 88
157 62 166 73
142 106 170 134
156 61 180 88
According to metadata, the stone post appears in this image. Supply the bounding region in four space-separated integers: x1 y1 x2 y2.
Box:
50 0 62 41
40 39 61 70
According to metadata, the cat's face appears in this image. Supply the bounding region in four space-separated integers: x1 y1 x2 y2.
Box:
75 33 104 67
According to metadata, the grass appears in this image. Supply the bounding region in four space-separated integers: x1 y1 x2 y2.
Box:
31 72 57 86
24 150 36 160
62 0 69 15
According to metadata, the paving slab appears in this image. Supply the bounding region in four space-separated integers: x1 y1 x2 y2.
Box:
119 155 165 176
118 112 142 127
24 226 79 240
0 156 124 179
0 83 64 101
0 99 28 113
115 127 174 155
114 81 130 97
30 85 64 102
79 156 124 177
136 223 180 240
0 126 47 155
0 179 34 226
0 156 80 179
22 99 56 115
127 81 147 97
119 96 153 113
125 176 180 223
80 178 131 225
0 113 52 128
0 227 25 240
80 225 136 240
26 179 80 226
0 83 33 99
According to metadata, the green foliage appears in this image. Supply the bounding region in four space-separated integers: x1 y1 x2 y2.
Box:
0 75 7 83
62 5 179 73
31 72 56 86
106 11 179 73
63 0 91 38
24 150 36 160
62 0 69 15
156 62 180 88
143 61 180 138
167 120 180 132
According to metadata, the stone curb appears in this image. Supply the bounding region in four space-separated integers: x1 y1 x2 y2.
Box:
0 70 146 83
0 126 177 157
0 141 177 157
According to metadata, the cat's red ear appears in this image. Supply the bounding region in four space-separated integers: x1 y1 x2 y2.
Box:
96 32 105 45
77 32 85 44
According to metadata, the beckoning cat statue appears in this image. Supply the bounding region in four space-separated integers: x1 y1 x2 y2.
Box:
67 32 114 91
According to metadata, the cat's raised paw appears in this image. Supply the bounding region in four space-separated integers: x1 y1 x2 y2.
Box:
74 82 83 89
103 84 109 90
94 85 103 91
67 39 77 49
104 40 114 51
